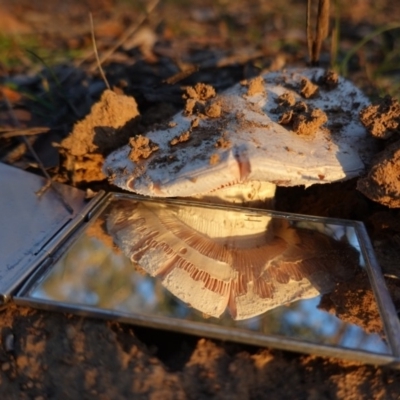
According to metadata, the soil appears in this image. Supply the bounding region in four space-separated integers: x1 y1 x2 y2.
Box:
358 140 400 208
359 96 400 140
319 269 384 336
1 0 400 398
59 90 140 183
358 96 400 208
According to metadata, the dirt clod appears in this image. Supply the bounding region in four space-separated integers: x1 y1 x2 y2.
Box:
244 76 266 96
357 95 400 207
359 95 400 140
293 108 328 136
170 131 190 145
59 90 139 183
191 118 200 128
319 70 339 90
185 83 216 101
215 135 231 149
277 92 296 107
205 102 222 118
61 90 139 157
184 98 197 115
183 83 218 118
209 153 220 164
300 77 319 98
277 98 327 136
357 140 400 208
278 109 294 125
128 135 159 162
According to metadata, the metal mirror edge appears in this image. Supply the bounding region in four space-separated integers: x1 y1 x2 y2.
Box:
13 296 400 369
355 221 400 357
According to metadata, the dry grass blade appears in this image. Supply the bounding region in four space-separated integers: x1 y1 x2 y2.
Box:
307 0 330 65
88 0 160 72
315 0 330 61
89 12 110 90
0 127 50 139
307 0 313 62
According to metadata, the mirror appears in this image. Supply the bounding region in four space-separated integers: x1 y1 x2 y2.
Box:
27 195 390 355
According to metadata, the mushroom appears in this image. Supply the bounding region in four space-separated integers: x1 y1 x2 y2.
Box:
104 67 375 208
103 67 372 320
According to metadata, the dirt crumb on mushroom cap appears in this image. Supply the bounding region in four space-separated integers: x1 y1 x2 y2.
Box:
276 97 327 136
128 135 159 162
183 83 217 116
184 83 216 101
244 76 266 96
170 131 190 146
300 77 319 99
191 117 200 128
205 102 222 118
184 98 197 115
209 153 220 165
359 95 400 140
292 108 327 135
278 109 293 125
215 135 232 149
277 92 296 107
318 70 339 90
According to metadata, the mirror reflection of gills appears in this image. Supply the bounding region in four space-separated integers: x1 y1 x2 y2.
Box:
107 200 358 320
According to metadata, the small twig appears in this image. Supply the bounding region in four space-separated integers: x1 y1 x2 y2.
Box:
1 137 33 164
1 90 74 214
163 65 199 85
89 13 110 90
0 127 50 139
88 0 160 72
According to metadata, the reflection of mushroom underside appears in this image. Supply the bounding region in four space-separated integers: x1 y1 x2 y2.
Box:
107 201 358 320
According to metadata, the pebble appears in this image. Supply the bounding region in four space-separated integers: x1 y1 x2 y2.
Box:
4 333 14 353
1 362 11 371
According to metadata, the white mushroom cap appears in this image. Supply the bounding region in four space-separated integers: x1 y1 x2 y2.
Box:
104 67 375 198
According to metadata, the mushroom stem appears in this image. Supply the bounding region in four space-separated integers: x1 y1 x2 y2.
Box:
188 181 277 238
190 181 277 209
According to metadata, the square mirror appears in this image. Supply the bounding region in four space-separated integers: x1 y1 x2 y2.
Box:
15 193 400 367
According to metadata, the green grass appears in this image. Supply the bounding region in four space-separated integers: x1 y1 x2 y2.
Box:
0 33 84 69
338 23 400 77
0 33 38 68
329 4 400 101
